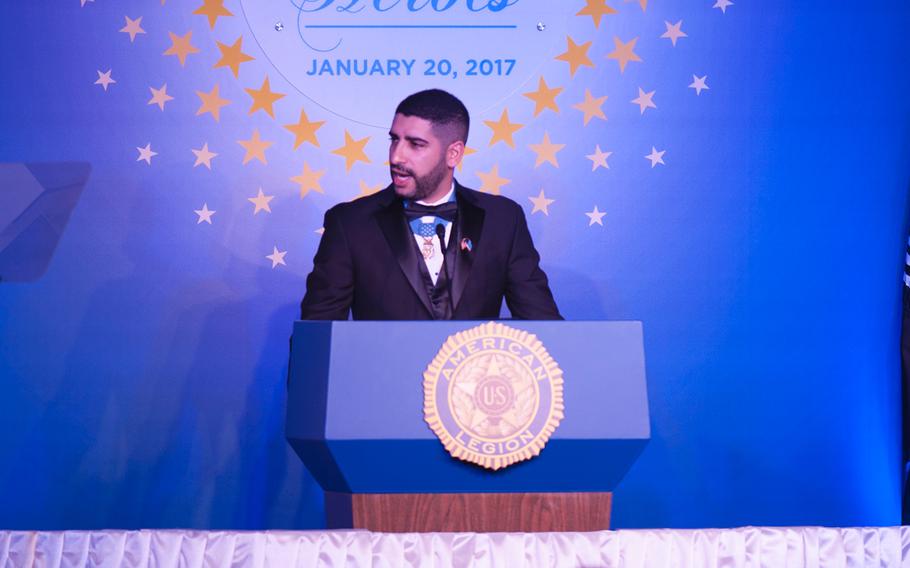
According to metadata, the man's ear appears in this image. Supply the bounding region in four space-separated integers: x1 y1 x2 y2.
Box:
447 140 465 169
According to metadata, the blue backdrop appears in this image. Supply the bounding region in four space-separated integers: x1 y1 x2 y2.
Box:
1 1 909 529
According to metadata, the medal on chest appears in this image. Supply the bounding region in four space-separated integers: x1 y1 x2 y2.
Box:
421 237 435 260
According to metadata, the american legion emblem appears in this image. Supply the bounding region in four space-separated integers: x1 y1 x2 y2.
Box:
423 321 564 470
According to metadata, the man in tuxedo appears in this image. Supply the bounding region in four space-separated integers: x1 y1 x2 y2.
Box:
300 89 561 321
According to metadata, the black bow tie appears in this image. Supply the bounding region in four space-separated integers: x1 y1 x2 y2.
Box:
403 201 458 221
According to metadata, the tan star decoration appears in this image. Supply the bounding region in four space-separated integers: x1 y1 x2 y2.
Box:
576 0 617 28
148 83 174 111
586 145 612 171
624 0 647 11
195 84 230 121
586 206 606 226
573 89 608 126
631 87 657 114
214 36 255 78
528 189 555 215
690 75 709 95
358 180 383 199
645 146 666 167
476 164 510 195
266 246 287 268
193 0 233 29
245 76 285 118
291 162 326 199
483 109 523 148
661 20 687 46
94 69 116 91
555 36 595 77
332 131 371 171
456 146 478 173
528 132 565 168
163 31 200 66
284 109 325 149
194 203 215 224
191 142 217 169
136 143 157 165
606 36 643 73
248 188 275 214
522 76 563 117
237 129 274 165
119 16 146 42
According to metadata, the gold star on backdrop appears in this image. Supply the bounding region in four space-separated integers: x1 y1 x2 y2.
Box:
266 246 287 268
193 0 233 29
555 36 594 77
586 206 606 226
523 76 563 117
94 69 116 91
191 142 217 169
358 180 383 198
624 0 647 11
214 36 255 78
528 132 565 168
714 0 734 14
576 0 617 28
645 146 666 167
148 84 174 110
528 189 555 215
483 109 523 148
607 36 643 73
119 16 146 42
331 131 371 171
163 31 200 66
194 203 215 224
690 75 709 95
245 76 285 118
284 109 325 149
631 87 657 114
195 84 230 121
587 145 612 171
248 188 275 214
457 146 477 173
573 89 608 126
661 20 687 46
136 143 157 164
237 129 274 165
291 162 326 199
476 164 510 195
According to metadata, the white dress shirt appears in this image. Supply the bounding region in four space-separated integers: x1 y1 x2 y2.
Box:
412 183 454 285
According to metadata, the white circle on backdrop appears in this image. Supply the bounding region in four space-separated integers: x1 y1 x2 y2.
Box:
239 0 568 128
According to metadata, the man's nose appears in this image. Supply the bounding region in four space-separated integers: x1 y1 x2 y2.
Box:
389 142 405 166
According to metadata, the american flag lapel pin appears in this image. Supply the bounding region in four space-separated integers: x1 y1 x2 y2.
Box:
460 237 473 252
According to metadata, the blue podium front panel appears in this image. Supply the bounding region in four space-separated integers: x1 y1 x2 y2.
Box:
287 321 649 493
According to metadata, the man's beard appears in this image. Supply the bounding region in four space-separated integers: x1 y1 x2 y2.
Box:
393 157 449 201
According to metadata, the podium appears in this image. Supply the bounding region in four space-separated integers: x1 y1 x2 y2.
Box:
287 321 650 532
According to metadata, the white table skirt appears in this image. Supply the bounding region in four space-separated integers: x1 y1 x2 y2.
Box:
2 527 908 567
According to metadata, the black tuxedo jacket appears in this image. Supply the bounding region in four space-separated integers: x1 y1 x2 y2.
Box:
300 181 561 320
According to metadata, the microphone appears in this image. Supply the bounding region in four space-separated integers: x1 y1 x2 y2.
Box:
436 223 456 319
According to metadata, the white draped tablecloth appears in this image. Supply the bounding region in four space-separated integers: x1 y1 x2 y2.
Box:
2 527 908 567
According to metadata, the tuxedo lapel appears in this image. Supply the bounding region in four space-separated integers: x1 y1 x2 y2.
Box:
453 183 484 311
374 188 433 316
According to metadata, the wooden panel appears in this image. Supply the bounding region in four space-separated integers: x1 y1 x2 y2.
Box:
325 492 611 533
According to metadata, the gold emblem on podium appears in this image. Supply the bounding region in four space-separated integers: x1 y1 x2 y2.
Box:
423 321 564 470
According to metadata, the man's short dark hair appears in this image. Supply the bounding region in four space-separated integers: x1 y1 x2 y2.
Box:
395 89 469 145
